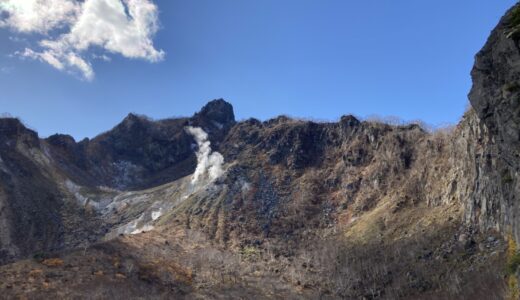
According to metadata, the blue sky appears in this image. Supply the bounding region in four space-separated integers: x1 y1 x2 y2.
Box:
0 0 516 139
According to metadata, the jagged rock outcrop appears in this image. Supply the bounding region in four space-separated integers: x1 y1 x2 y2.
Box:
465 3 520 240
43 99 235 191
0 119 64 264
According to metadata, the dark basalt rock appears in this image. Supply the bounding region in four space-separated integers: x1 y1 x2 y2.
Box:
194 98 236 127
340 115 360 128
466 3 520 240
189 99 237 148
47 134 77 149
0 118 39 148
470 3 520 168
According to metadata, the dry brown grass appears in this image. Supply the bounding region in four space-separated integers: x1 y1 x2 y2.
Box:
40 258 64 267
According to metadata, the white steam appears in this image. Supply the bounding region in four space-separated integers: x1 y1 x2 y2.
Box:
186 126 224 185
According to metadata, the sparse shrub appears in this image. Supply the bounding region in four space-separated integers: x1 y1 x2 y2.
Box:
505 82 520 93
137 263 161 283
282 228 507 299
240 246 259 259
506 234 520 299
28 269 43 277
502 170 514 185
510 5 520 28
506 5 520 39
365 114 406 126
32 252 49 262
41 258 64 267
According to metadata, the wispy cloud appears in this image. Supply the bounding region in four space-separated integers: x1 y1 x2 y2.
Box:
0 0 164 80
0 66 12 74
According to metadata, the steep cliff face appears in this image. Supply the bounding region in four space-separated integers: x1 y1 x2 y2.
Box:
0 118 63 264
0 118 109 265
466 3 520 241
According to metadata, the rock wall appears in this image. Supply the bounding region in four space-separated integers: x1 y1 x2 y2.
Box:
466 4 520 241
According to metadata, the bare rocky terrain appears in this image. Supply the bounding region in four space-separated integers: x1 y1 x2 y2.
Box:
2 3 520 299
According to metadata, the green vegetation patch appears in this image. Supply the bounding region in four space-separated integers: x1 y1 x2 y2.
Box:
511 5 520 28
502 170 514 185
507 252 520 275
506 5 520 40
504 82 520 93
240 246 260 259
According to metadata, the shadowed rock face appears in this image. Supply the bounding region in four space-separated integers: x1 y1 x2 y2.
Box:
193 99 236 128
44 99 236 191
0 118 39 148
0 119 63 264
470 4 520 158
466 3 520 240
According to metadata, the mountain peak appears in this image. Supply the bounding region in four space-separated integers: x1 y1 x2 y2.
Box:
340 115 360 127
0 117 39 146
195 99 235 126
122 113 148 124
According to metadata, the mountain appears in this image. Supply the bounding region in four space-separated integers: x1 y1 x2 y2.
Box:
1 4 520 299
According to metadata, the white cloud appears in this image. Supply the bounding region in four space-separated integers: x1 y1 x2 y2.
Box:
186 126 225 185
0 0 164 80
0 0 79 33
21 48 65 70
